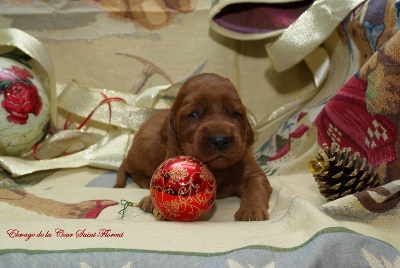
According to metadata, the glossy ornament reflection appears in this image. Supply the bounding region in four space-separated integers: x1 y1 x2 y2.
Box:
150 156 216 221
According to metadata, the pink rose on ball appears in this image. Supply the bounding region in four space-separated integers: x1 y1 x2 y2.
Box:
1 81 42 124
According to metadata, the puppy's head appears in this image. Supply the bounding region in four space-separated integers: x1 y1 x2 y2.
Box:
159 73 254 169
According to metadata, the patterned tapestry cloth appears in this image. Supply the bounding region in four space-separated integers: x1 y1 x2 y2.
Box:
316 30 400 184
0 0 400 267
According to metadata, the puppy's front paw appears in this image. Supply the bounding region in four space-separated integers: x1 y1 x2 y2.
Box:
139 195 154 213
234 206 269 221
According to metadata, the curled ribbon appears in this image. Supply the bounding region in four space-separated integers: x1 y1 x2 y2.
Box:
255 0 367 133
118 200 138 220
266 0 367 72
57 81 170 131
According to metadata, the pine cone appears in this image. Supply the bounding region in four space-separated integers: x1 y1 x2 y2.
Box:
309 142 381 201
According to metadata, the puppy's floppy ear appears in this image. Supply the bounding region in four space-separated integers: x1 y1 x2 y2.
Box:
159 110 181 155
159 81 189 156
244 110 255 149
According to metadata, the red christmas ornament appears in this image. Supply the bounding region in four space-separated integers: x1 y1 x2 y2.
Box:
150 156 216 221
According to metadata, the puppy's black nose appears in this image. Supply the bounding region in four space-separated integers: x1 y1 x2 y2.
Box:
209 135 230 151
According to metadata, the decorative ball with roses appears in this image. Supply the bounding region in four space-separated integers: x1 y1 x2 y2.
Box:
0 65 43 125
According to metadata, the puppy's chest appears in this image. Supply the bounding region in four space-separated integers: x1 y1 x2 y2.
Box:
215 179 236 198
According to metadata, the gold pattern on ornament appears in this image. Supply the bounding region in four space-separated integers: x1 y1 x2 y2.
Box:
162 199 181 218
168 166 188 181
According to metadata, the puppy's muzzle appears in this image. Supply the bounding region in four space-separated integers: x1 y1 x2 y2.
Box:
208 135 230 151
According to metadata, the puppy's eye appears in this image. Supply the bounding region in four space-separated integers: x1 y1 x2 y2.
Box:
187 112 199 119
232 112 242 119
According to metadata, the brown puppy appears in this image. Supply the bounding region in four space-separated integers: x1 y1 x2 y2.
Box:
115 73 272 221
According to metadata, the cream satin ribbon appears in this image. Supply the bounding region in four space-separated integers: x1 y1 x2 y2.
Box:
0 129 133 177
255 0 367 133
58 81 165 132
254 46 330 134
266 0 367 72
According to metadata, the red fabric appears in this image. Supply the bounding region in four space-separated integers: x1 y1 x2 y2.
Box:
315 76 398 167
